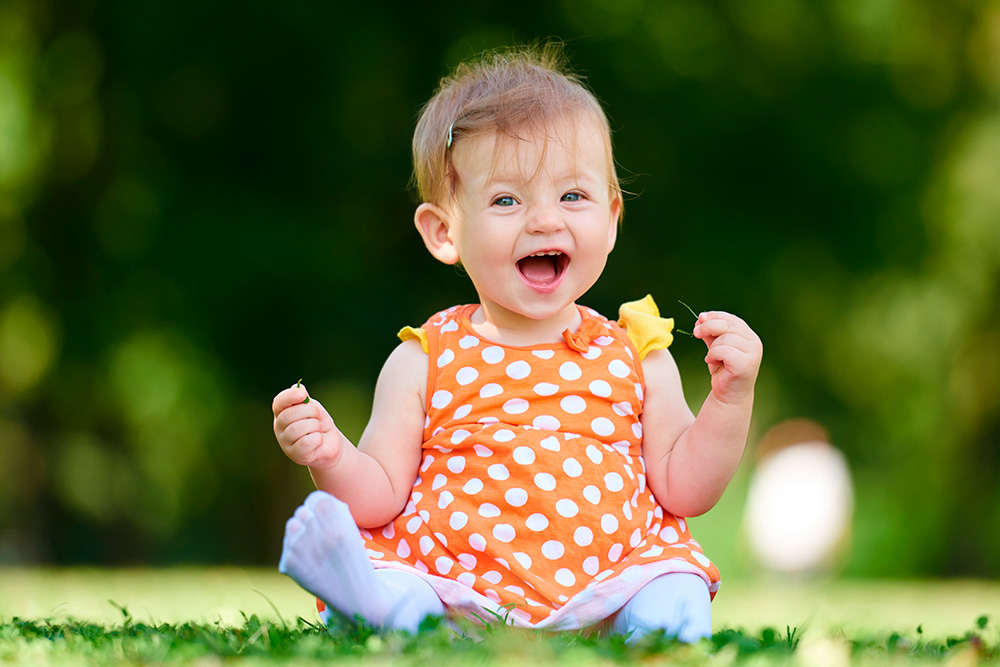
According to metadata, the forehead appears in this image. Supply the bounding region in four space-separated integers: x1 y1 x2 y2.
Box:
454 114 612 186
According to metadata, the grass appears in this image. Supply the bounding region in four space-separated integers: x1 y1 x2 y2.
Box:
1 568 998 664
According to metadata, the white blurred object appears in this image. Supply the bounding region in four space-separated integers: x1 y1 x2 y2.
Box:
743 420 854 574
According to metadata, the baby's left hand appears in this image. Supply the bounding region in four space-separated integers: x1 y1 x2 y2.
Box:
693 311 762 405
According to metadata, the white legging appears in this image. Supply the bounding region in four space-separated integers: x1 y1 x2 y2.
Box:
321 570 711 642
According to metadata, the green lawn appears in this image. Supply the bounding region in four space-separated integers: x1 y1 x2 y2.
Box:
1 568 997 664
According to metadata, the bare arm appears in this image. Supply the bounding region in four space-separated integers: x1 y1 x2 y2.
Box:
273 339 428 527
641 311 762 517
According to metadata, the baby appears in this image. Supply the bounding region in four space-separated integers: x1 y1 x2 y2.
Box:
273 44 762 643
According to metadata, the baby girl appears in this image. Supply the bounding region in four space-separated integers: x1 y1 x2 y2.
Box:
273 43 762 643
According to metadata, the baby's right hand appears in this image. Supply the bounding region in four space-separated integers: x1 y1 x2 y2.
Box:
272 382 342 470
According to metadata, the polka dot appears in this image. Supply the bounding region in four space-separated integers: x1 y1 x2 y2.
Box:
563 458 583 477
622 501 633 521
488 463 510 480
542 541 565 559
478 503 501 518
556 499 579 518
419 536 434 555
540 436 561 451
589 380 612 397
451 429 471 445
608 543 624 562
482 570 503 584
532 350 555 359
407 516 422 534
435 557 454 575
463 478 484 495
582 346 602 360
436 349 455 367
601 514 619 534
533 415 561 430
693 551 712 567
382 523 395 539
440 320 459 333
660 526 679 543
469 533 487 551
630 528 643 548
457 553 477 570
583 485 602 505
493 429 516 442
449 511 468 530
482 346 505 364
574 526 594 547
534 472 557 491
512 446 536 465
503 398 529 414
480 383 503 399
432 474 447 491
459 335 480 349
641 545 664 559
533 382 559 396
473 445 493 458
632 422 643 439
455 367 479 386
506 360 532 380
431 390 453 409
457 572 477 587
397 539 411 558
582 556 600 576
453 404 473 420
513 552 532 570
493 524 516 543
592 417 615 437
447 456 466 473
560 395 587 414
595 336 615 346
420 455 435 473
604 472 625 493
612 401 634 416
504 487 529 507
555 569 576 587
608 359 631 378
367 549 384 559
525 513 549 531
559 361 582 381
586 445 604 464
438 491 454 509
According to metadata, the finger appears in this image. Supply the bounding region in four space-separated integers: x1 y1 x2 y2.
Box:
272 386 311 417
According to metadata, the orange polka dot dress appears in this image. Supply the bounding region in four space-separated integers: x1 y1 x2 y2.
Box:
357 299 721 629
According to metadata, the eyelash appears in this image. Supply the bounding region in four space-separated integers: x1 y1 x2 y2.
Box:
492 192 586 206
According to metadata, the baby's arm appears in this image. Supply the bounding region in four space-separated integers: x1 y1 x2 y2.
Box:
640 311 762 518
272 339 428 527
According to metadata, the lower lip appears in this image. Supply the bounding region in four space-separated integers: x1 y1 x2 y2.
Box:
517 269 565 294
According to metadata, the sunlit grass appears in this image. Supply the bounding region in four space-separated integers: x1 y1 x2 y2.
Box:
1 568 998 664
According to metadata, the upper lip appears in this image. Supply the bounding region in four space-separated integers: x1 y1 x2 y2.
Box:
517 249 569 261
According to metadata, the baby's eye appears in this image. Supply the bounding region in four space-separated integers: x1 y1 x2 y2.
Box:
493 195 518 207
562 192 584 202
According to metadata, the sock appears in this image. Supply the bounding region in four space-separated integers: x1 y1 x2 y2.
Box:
612 573 712 644
279 490 444 633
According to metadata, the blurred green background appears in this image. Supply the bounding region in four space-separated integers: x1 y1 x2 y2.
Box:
0 0 997 579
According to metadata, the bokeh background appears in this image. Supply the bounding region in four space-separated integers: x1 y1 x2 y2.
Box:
1 0 997 580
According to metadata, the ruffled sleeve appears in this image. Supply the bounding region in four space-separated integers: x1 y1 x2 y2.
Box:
397 326 429 354
618 295 674 359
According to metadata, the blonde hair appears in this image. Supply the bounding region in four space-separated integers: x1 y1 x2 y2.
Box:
412 43 622 216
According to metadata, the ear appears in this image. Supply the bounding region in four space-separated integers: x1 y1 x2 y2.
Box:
414 202 460 265
606 194 622 251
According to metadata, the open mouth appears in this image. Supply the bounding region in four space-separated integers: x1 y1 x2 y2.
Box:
516 250 570 289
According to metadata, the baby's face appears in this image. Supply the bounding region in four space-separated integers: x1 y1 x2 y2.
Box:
444 115 621 330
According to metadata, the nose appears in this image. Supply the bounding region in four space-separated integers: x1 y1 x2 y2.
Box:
526 203 566 234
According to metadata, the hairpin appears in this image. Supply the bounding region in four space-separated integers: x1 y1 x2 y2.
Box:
446 121 456 149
